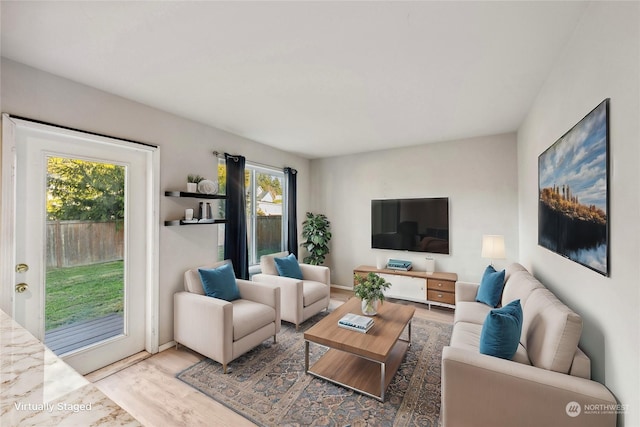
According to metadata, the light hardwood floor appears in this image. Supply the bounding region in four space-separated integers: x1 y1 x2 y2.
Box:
93 289 454 427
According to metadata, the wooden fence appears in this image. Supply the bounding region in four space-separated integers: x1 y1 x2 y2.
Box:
256 216 283 256
46 221 124 268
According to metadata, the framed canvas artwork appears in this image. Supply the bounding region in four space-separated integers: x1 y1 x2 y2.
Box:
538 99 610 276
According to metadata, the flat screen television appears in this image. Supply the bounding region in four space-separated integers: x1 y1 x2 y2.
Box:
371 197 449 254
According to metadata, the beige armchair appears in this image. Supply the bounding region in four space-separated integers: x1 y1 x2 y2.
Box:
252 251 330 330
174 260 280 373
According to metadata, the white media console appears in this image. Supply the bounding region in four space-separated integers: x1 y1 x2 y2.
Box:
354 265 458 309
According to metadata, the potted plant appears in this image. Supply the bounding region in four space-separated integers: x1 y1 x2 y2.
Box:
300 212 332 265
187 174 204 192
353 272 391 315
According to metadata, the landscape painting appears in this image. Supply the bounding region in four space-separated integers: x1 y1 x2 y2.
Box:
538 99 609 276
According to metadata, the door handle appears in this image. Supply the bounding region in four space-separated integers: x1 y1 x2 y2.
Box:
16 263 29 273
15 283 29 293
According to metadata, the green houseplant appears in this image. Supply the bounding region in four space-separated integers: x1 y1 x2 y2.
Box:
353 272 391 315
300 212 332 265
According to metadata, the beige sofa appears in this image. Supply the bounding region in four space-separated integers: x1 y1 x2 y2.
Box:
441 263 617 427
174 260 280 373
252 251 330 330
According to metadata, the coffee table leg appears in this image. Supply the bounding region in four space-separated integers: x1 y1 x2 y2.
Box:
305 340 309 372
380 362 386 401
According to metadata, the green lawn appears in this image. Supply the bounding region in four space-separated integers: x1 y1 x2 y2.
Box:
45 260 124 331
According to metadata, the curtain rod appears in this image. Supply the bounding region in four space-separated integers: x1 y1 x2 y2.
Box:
7 114 158 149
213 151 292 172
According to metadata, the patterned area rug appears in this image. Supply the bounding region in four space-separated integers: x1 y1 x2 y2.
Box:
177 312 452 427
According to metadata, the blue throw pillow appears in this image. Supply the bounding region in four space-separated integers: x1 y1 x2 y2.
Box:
476 265 506 307
198 263 240 302
479 299 523 360
274 253 304 280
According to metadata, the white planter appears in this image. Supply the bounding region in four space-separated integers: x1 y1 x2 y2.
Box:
186 182 197 192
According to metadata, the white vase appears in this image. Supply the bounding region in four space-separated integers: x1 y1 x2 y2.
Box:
186 182 197 192
361 298 379 316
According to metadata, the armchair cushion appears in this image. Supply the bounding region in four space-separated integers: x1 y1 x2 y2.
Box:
274 253 304 280
303 280 329 306
231 299 277 341
198 263 240 302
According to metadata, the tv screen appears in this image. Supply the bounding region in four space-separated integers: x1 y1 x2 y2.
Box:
371 197 449 254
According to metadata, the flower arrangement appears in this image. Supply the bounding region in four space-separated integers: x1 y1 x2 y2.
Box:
353 272 391 315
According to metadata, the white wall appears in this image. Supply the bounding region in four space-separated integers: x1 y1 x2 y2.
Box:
517 2 639 425
0 58 311 346
310 133 519 287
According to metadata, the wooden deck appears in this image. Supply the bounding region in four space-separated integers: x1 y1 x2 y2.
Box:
45 313 124 355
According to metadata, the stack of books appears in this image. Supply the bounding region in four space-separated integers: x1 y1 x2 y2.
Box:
338 313 374 333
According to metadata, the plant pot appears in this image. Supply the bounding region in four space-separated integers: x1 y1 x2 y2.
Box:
186 182 197 192
361 298 379 316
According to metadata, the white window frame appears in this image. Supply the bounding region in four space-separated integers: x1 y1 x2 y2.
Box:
246 163 286 267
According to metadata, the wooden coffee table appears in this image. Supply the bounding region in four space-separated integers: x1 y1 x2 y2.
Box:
304 297 415 401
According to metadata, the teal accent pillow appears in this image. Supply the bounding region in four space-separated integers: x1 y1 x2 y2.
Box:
274 253 304 280
476 265 506 307
479 299 523 360
198 263 240 302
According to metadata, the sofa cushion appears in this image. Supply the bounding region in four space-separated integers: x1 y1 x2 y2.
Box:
302 280 328 307
479 299 523 360
501 269 545 308
521 289 582 374
453 301 492 325
274 253 304 280
450 321 530 365
231 299 276 341
260 251 290 276
476 265 506 307
198 263 240 302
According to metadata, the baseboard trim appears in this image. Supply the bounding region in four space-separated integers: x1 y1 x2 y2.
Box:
331 284 353 291
159 341 177 353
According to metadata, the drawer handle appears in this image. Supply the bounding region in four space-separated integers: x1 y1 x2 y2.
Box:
438 283 443 287
437 294 443 298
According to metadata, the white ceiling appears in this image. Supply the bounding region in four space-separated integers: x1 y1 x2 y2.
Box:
1 1 587 159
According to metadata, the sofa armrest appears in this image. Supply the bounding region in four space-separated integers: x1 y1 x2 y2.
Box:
455 281 479 304
441 346 616 427
299 264 330 285
174 291 232 362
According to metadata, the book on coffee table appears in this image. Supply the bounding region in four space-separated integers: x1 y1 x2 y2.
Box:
338 313 374 333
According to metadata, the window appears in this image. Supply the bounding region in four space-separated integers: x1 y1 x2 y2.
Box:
218 160 286 266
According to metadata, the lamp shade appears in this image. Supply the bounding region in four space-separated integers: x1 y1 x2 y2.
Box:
481 235 506 259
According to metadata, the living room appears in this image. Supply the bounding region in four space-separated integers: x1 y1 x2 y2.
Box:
1 1 638 426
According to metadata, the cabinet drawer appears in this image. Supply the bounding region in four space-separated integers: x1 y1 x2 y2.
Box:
427 290 455 305
427 278 455 293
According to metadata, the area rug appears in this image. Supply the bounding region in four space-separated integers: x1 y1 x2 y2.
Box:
177 312 452 427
